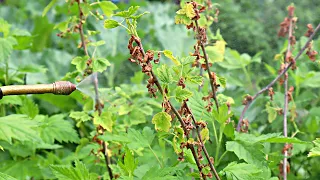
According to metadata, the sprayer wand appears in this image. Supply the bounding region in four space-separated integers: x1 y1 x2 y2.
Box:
0 81 76 99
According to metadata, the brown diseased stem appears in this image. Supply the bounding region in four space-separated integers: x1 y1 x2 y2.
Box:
236 23 320 132
77 1 113 179
194 20 219 112
186 105 221 180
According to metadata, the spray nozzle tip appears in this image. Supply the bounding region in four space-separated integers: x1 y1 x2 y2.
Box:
53 81 77 95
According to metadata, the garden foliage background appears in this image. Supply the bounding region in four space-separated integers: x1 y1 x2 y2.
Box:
0 0 320 179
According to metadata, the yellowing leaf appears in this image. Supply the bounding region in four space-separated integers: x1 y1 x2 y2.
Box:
308 138 320 157
175 14 192 25
152 112 172 132
185 3 196 19
54 20 69 32
217 94 234 105
205 40 226 63
266 102 277 123
93 111 114 132
200 128 209 143
163 50 180 65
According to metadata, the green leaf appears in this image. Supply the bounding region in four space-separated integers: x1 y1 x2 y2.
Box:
235 132 308 144
0 172 18 180
0 115 41 144
0 18 11 37
142 127 155 145
92 58 111 72
18 64 47 73
185 148 196 165
54 20 69 32
98 1 118 17
266 102 277 123
104 19 120 29
31 16 54 52
127 109 147 126
202 166 211 176
261 136 309 144
308 138 320 157
93 111 114 132
219 162 263 180
0 96 22 105
0 38 13 62
131 11 150 19
212 104 233 124
118 147 138 177
70 111 91 122
0 172 17 180
114 6 140 18
142 166 178 180
98 132 130 143
226 141 267 167
50 160 97 180
38 114 80 144
187 91 213 122
12 29 33 50
163 50 180 65
127 127 154 149
301 72 320 88
175 86 193 102
18 97 39 119
224 123 235 139
0 159 41 179
216 74 227 88
72 56 89 72
156 64 174 85
217 48 260 70
152 112 172 132
42 0 58 17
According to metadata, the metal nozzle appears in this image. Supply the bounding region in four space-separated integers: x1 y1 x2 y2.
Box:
53 81 76 95
0 81 76 99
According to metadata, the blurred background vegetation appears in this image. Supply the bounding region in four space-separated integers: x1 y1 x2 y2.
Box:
0 0 320 179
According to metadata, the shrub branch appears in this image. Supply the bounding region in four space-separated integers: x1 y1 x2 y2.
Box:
236 23 320 132
283 6 294 179
76 1 113 179
134 38 221 180
195 20 219 112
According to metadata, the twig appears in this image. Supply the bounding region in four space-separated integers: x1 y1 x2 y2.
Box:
236 23 320 132
77 0 88 56
194 20 219 112
283 9 294 180
186 105 221 180
76 1 113 179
